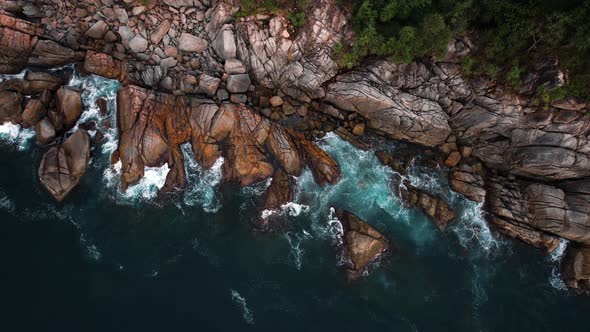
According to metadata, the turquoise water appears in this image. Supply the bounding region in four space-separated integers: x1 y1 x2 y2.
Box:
0 72 589 331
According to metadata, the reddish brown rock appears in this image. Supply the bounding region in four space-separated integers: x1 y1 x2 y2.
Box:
55 86 82 130
450 164 486 202
38 130 90 201
222 104 274 185
0 90 23 123
561 243 590 294
189 102 234 168
400 182 455 230
35 117 55 145
336 209 389 281
116 85 172 190
83 51 126 81
22 89 51 126
265 125 302 176
289 129 340 186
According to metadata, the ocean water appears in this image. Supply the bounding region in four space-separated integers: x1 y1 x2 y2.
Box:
1 71 589 331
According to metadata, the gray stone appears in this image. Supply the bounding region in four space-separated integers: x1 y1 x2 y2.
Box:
118 26 134 47
217 89 229 101
178 33 208 53
198 74 221 97
160 57 177 69
230 94 247 104
212 24 236 60
269 96 283 107
129 35 148 53
226 74 251 93
151 20 171 45
224 58 246 74
85 20 108 39
114 8 129 23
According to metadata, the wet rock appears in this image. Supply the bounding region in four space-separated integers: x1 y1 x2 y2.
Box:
22 89 51 126
55 86 82 130
257 168 295 231
335 209 389 281
266 125 302 175
450 165 485 202
35 117 55 145
226 74 251 93
561 243 590 294
400 183 455 231
289 129 340 186
0 90 23 123
38 130 90 201
485 176 561 252
222 104 274 185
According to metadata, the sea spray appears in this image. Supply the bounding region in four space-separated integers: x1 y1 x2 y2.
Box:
230 289 254 324
181 143 224 212
0 122 35 151
548 239 569 291
103 161 170 204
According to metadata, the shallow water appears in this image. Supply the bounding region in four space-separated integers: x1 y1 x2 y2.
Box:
1 71 589 331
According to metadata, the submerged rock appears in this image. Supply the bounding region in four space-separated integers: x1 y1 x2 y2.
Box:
38 130 90 201
400 182 455 231
335 209 389 281
561 243 590 294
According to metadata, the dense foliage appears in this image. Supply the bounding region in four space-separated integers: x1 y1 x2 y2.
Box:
339 0 590 99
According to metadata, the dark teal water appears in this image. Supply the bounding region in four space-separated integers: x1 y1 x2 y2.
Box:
1 73 589 331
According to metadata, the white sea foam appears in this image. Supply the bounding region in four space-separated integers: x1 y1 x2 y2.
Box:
0 189 15 213
181 143 224 212
104 161 170 203
547 239 569 291
260 202 310 220
230 289 254 325
0 122 35 151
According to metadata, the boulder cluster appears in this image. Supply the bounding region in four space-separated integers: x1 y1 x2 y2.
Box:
1 0 590 288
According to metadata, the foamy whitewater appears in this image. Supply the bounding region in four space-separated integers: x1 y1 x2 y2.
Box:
1 70 583 331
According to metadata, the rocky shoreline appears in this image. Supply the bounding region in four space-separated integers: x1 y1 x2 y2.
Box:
1 0 589 292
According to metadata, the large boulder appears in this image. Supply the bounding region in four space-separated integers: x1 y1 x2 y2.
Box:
178 33 208 53
0 90 23 123
83 51 125 80
335 209 389 281
55 86 82 130
38 130 90 201
289 130 340 186
222 104 274 185
325 61 453 147
22 89 51 126
236 0 351 100
561 243 590 294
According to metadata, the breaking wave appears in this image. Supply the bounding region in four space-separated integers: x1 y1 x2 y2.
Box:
103 161 170 204
230 289 254 325
0 122 35 151
181 143 224 213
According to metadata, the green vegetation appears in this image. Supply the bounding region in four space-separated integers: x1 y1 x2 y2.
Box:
339 0 590 100
236 0 311 29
